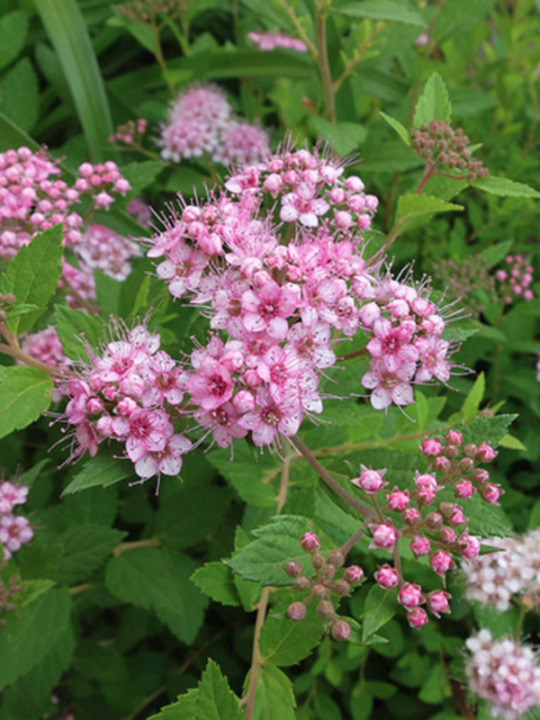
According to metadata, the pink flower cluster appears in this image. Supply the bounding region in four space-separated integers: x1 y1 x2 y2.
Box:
77 224 142 281
466 630 540 719
463 531 540 611
159 84 269 166
0 148 131 260
495 254 534 303
109 118 148 147
248 31 308 53
285 531 364 642
350 430 502 628
21 326 68 371
0 478 33 561
61 323 191 481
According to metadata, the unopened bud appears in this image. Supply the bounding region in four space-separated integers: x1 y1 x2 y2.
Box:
287 602 307 621
331 620 351 641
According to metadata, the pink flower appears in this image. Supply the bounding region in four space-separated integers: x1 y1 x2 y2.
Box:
430 550 454 576
410 536 431 557
370 522 397 550
427 591 451 617
351 466 388 494
280 183 329 227
184 357 234 411
407 607 429 629
344 566 364 584
398 583 424 609
241 280 298 340
387 488 410 512
374 564 399 588
0 515 33 559
361 362 415 410
237 389 302 447
301 531 321 552
193 403 247 449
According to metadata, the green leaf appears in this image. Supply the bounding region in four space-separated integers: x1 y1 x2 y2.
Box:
397 194 463 222
259 615 325 667
17 579 55 608
226 516 312 586
120 161 167 199
461 372 485 423
105 547 207 644
457 414 517 448
54 525 126 585
0 11 29 71
331 2 427 27
63 449 134 494
0 367 53 439
309 117 367 156
465 494 512 538
34 0 113 159
149 689 200 719
472 176 540 199
379 111 410 146
0 225 64 335
362 585 398 641
413 72 452 129
54 305 105 361
0 587 71 691
253 665 296 720
479 241 514 267
191 562 241 607
498 434 526 450
0 110 41 153
0 58 39 133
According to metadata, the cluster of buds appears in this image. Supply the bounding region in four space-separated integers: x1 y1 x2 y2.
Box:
348 430 502 628
117 0 177 23
74 162 130 211
285 532 365 641
0 477 33 561
434 254 498 317
411 121 489 181
109 118 148 149
495 254 534 304
0 574 22 625
248 31 307 53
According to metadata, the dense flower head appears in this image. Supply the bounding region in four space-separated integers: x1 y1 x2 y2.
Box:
0 147 131 260
348 428 502 626
462 531 540 611
59 321 191 482
248 31 307 53
77 224 142 281
466 629 540 719
495 254 534 304
159 84 269 166
0 477 33 561
20 326 69 371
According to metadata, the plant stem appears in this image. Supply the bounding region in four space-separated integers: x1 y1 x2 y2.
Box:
341 524 365 556
291 435 377 522
332 28 379 94
414 162 438 194
315 5 336 122
276 0 319 57
337 348 368 362
0 323 67 378
112 537 161 556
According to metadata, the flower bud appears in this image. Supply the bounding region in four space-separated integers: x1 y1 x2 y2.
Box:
312 583 328 599
430 550 454 576
294 576 311 592
287 602 307 621
403 508 422 526
439 527 457 544
316 600 335 620
454 480 475 499
410 536 431 557
331 619 351 641
370 522 398 550
286 561 303 578
333 579 351 596
344 565 364 584
407 607 429 629
434 456 451 473
464 443 478 458
458 533 481 559
387 488 410 512
476 443 497 462
483 483 503 505
320 565 336 581
444 445 459 459
459 457 475 472
398 582 424 609
351 466 388 494
425 511 443 529
427 590 451 617
421 439 442 457
374 564 399 589
327 550 345 568
311 553 325 569
446 430 463 447
473 468 490 485
301 532 321 553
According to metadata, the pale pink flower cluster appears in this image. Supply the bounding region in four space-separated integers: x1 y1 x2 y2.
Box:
350 430 502 628
77 224 142 281
0 148 130 260
248 31 307 53
127 197 152 228
159 84 269 166
463 531 540 611
495 254 534 303
0 479 33 561
466 630 540 719
21 326 70 400
61 323 191 481
60 259 96 309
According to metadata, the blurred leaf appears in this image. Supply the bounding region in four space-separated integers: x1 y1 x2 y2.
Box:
309 117 367 156
0 58 39 133
379 111 410 145
0 367 53 439
191 562 241 607
498 434 526 450
34 0 113 159
413 72 452 129
472 176 540 198
362 586 398 641
121 161 167 199
461 372 485 422
332 2 427 27
0 10 29 72
397 194 463 223
0 225 64 335
479 241 514 267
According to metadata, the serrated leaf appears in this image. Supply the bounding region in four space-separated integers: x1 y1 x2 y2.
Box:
413 72 452 128
105 547 207 644
259 615 325 667
0 11 29 71
149 688 200 719
309 117 367 156
397 194 463 221
457 414 517 448
191 562 241 607
253 665 296 720
0 587 71 691
63 449 133 494
198 659 243 720
54 525 126 585
0 225 64 335
465 494 512 538
17 579 55 608
0 366 53 439
121 161 167 199
472 176 540 199
331 2 427 27
461 372 485 423
379 112 410 146
362 585 398 641
54 305 105 361
226 516 312 587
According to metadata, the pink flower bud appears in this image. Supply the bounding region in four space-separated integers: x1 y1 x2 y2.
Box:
403 508 422 526
421 439 442 457
398 582 424 609
407 607 429 629
334 579 351 596
286 561 303 577
232 389 255 413
463 443 478 457
317 600 335 620
312 583 328 599
387 488 410 512
425 511 443 529
288 602 307 621
476 443 497 462
416 485 437 505
439 527 457 544
445 430 463 447
410 536 431 557
351 466 388 494
334 210 352 229
327 550 345 568
483 483 503 505
301 532 321 552
263 173 283 194
430 550 454 576
294 576 311 592
434 456 451 473
370 522 397 550
473 468 490 485
331 619 351 641
328 187 346 204
458 533 481 559
344 565 364 584
415 473 437 489
427 591 451 617
374 564 399 589
454 480 475 499
312 553 325 569
459 457 475 472
345 176 365 192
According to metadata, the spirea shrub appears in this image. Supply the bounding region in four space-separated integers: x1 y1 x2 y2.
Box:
2 2 540 720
